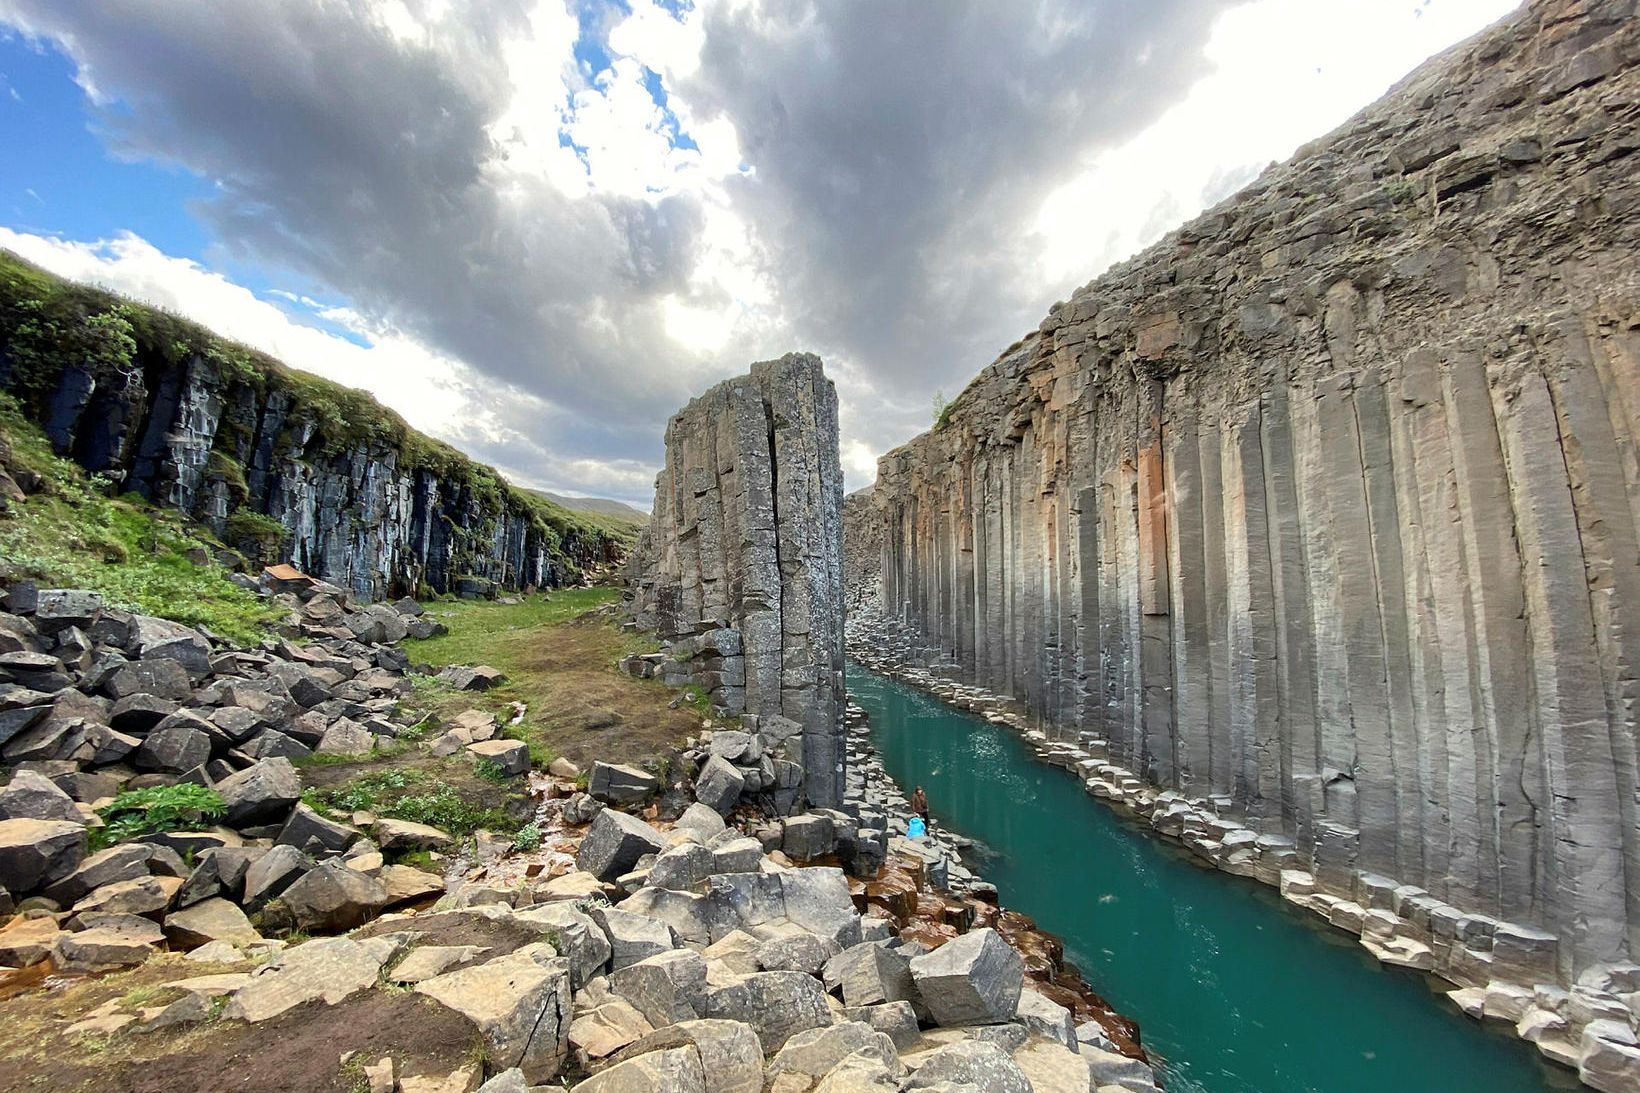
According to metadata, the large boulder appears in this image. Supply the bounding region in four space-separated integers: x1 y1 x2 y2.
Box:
824 942 917 1009
576 808 666 881
512 903 612 987
0 816 86 893
610 1019 762 1093
592 906 679 970
215 758 302 826
373 817 452 852
608 949 708 1029
907 927 1023 1027
694 756 744 816
272 860 389 932
766 1022 904 1090
42 843 153 904
702 970 832 1053
589 762 660 806
164 897 263 949
905 1040 1031 1092
0 769 80 822
569 1046 704 1092
51 915 163 973
135 720 213 773
415 947 573 1082
276 803 362 856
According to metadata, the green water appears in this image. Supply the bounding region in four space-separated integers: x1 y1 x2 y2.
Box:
848 663 1576 1093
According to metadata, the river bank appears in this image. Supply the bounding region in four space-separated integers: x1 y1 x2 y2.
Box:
844 604 1633 1090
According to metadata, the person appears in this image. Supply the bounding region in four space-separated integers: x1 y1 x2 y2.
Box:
911 785 929 822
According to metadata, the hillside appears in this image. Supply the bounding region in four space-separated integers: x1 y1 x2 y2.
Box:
0 250 626 598
527 488 646 543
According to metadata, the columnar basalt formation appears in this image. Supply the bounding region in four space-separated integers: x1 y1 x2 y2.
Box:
631 353 847 808
0 255 623 599
863 0 1640 983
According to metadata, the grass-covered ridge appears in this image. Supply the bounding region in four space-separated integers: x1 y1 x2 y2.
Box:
0 392 285 643
0 248 624 573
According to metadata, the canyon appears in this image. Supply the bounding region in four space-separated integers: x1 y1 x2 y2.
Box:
0 253 625 601
856 0 1640 993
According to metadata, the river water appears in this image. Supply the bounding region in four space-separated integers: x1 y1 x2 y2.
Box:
847 663 1576 1093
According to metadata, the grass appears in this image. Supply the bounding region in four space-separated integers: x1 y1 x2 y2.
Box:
0 393 285 644
303 765 519 836
403 590 702 771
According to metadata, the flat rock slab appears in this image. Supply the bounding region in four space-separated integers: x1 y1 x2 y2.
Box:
225 935 388 1022
415 947 572 1082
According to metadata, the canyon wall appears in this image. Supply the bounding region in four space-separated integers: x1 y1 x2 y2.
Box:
0 254 624 600
863 0 1640 979
631 353 847 808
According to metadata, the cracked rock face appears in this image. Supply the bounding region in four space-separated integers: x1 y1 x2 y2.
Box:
855 0 1640 981
631 353 846 809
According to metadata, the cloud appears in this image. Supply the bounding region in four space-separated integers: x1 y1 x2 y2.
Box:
0 0 1518 497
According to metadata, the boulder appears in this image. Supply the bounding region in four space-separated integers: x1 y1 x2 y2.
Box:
589 762 660 806
226 935 389 1022
782 814 836 862
694 756 745 816
415 947 572 1082
317 718 375 757
1010 1039 1096 1093
702 970 832 1052
710 838 765 876
270 860 389 931
609 949 708 1029
378 864 446 907
242 843 312 909
825 942 917 1009
436 665 506 691
767 1022 904 1089
0 816 86 892
0 769 80 821
1015 989 1077 1049
904 1040 1031 1092
576 808 666 881
592 906 679 970
0 914 63 967
72 875 176 918
647 843 716 892
612 1019 762 1093
51 916 163 972
512 903 611 987
109 693 179 734
468 738 530 776
843 1002 921 1052
164 897 263 949
277 803 362 856
43 843 153 904
673 802 727 841
215 758 302 826
33 589 102 635
907 928 1023 1027
135 721 213 773
569 999 654 1062
105 659 192 702
374 817 453 852
569 1045 704 1092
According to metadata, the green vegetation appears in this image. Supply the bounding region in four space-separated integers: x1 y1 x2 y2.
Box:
93 784 227 850
523 488 643 546
511 822 543 852
305 767 518 835
0 394 285 643
405 587 624 666
0 248 624 585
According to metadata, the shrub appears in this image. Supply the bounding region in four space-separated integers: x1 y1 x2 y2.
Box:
94 784 226 849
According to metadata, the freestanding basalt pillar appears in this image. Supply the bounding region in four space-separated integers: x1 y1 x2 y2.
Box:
631 353 846 808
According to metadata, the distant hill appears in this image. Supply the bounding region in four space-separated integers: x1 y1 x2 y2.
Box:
537 491 649 526
528 490 648 543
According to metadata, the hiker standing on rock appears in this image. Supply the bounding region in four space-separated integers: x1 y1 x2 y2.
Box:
911 785 929 823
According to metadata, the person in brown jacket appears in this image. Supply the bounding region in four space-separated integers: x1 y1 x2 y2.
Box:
911 786 929 822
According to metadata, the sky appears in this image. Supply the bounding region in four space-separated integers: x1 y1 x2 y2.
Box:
0 0 1520 507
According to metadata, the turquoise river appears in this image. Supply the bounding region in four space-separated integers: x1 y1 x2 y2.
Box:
847 662 1576 1093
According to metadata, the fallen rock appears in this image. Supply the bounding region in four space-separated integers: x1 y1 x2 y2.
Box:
694 756 745 816
588 762 660 806
225 935 388 1022
374 817 453 853
703 970 832 1053
904 1040 1031 1092
576 808 666 881
0 769 80 821
907 927 1023 1027
468 738 530 776
570 1045 705 1092
416 947 572 1082
52 916 164 972
271 860 389 931
609 949 708 1029
164 897 262 949
613 1019 762 1093
0 816 86 892
215 758 302 826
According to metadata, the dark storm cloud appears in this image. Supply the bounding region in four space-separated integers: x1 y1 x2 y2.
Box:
0 0 1241 495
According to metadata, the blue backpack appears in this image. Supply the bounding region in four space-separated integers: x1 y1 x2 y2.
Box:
907 816 927 838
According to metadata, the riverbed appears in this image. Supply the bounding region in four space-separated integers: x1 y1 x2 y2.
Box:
847 662 1576 1093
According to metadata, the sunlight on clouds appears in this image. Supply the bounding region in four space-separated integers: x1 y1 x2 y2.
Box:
1031 0 1520 287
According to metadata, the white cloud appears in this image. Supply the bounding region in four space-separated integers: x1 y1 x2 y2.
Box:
1031 0 1520 287
0 226 660 501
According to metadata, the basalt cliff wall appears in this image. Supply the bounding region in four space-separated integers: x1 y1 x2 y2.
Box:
862 0 1640 980
0 252 624 600
630 353 847 808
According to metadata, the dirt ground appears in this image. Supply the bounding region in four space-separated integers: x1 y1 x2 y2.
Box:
0 955 482 1093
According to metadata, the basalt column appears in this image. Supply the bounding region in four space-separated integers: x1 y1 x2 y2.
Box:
632 353 847 808
863 0 1640 981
